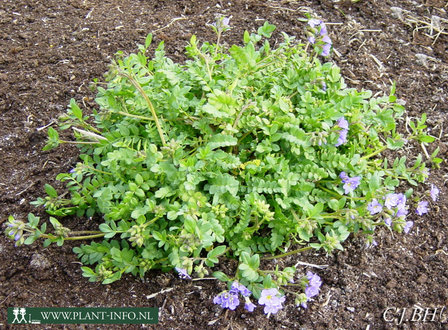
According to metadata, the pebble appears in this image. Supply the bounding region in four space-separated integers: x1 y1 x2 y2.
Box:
29 253 51 270
390 7 404 20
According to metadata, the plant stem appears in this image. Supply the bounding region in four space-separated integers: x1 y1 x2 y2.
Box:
64 234 105 240
116 111 155 121
69 231 103 235
361 146 387 160
60 140 99 145
119 71 167 146
261 246 312 260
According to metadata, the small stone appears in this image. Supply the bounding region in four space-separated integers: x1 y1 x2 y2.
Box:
30 253 51 270
390 7 404 20
417 274 427 284
347 307 355 312
386 278 397 289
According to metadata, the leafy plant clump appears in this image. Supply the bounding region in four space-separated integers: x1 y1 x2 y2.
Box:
5 19 440 314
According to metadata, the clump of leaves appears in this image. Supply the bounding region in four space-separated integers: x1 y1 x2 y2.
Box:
5 20 438 312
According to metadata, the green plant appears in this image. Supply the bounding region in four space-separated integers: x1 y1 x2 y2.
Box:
5 18 440 315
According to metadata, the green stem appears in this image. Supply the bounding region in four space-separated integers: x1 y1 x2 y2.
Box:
64 234 105 240
60 140 99 145
69 231 103 235
116 111 155 121
82 164 112 176
361 146 387 160
197 52 212 81
119 71 167 146
41 233 105 240
261 246 312 260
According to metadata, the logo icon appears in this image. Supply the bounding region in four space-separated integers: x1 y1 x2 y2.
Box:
11 308 28 324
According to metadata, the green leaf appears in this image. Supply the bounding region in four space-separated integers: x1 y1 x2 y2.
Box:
44 184 58 198
70 98 83 120
257 21 276 38
207 245 227 264
238 263 259 282
418 135 435 143
207 134 238 150
212 271 230 282
145 33 153 49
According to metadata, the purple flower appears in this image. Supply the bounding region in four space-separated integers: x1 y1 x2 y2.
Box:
321 82 327 91
416 201 429 216
222 17 230 28
337 117 349 130
230 281 251 297
308 19 322 28
14 233 21 241
244 298 256 312
403 221 414 234
174 267 191 280
322 34 332 46
305 271 322 299
213 291 240 310
339 172 361 194
319 24 328 36
258 288 285 315
367 199 383 215
335 129 348 147
334 117 349 146
384 217 392 226
384 193 399 210
430 184 439 202
307 19 332 57
395 206 408 219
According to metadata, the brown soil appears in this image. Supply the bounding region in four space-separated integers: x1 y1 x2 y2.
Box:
1 0 448 329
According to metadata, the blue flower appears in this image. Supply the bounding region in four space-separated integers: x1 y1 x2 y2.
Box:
230 281 251 297
339 172 361 194
403 221 414 234
384 193 399 210
213 291 240 310
307 19 332 56
367 199 383 215
416 201 429 216
430 184 439 202
174 267 191 280
334 117 349 147
258 288 285 315
244 298 256 312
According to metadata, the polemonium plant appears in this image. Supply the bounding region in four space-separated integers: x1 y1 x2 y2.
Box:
4 16 440 317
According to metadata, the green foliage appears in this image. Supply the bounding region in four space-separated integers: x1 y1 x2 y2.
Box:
7 22 436 295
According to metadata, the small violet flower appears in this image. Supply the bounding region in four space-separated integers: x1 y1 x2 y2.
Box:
416 201 429 216
230 281 251 297
403 221 414 234
213 291 240 310
174 267 191 280
305 271 322 299
384 193 399 210
339 172 361 195
244 298 256 312
307 19 332 56
384 217 392 226
334 117 349 147
430 184 439 202
367 199 383 215
258 288 285 315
